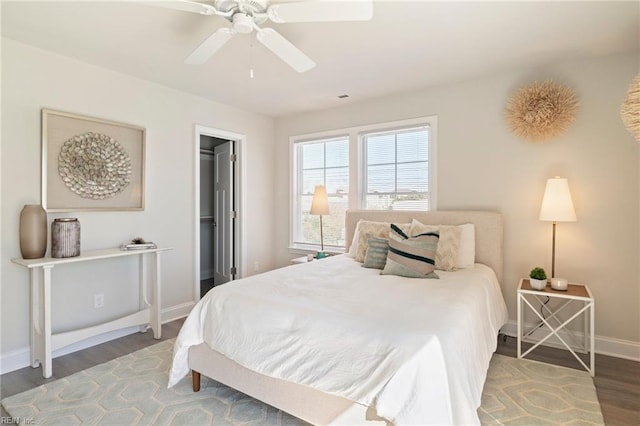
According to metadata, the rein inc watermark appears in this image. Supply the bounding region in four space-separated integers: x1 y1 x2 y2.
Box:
1 417 34 424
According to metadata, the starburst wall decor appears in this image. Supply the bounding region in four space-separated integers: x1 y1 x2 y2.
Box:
505 80 579 142
621 73 640 141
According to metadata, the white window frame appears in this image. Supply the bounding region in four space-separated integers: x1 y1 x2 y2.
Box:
289 116 437 253
291 134 350 252
360 124 433 210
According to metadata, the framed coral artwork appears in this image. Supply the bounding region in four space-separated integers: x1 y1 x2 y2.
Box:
42 109 145 212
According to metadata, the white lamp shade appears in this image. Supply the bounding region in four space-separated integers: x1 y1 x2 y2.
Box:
539 177 577 222
310 185 329 215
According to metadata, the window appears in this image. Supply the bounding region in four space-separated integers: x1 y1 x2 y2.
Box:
291 117 436 251
293 136 349 248
362 126 430 210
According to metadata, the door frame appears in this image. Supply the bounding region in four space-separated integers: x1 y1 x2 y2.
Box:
194 125 246 302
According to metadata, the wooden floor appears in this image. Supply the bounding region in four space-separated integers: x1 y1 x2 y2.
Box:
2 322 638 425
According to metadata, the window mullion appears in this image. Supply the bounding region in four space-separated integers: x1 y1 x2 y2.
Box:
323 142 327 187
363 137 366 207
296 144 303 243
394 133 398 196
362 136 367 208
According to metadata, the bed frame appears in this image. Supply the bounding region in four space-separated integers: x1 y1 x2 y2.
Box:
189 210 503 425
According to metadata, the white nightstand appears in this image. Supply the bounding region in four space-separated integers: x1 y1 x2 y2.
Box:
517 278 595 376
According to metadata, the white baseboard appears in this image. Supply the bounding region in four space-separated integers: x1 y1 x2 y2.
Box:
501 320 640 362
161 301 196 324
0 301 195 375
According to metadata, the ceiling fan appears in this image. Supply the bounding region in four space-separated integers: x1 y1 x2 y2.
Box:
154 0 373 72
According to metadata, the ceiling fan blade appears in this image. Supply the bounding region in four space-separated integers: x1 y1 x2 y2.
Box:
185 28 235 64
267 0 373 23
146 0 217 16
256 28 316 72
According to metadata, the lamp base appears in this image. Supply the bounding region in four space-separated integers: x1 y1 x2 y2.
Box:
315 251 327 259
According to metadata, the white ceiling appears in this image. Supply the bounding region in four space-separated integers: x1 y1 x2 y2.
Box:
2 1 639 118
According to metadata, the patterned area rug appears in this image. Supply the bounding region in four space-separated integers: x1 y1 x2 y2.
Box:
479 354 603 425
2 339 603 425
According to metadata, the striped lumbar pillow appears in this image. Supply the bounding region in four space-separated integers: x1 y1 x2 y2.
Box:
362 235 389 269
381 224 439 279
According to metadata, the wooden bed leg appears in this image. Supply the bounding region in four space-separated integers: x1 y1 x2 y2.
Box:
192 370 201 392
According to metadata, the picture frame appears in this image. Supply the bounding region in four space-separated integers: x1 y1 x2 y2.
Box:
42 109 145 212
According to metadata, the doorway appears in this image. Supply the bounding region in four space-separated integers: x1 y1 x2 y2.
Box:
196 126 245 300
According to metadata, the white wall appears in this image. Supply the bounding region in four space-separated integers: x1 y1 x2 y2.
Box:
274 53 640 349
1 39 275 361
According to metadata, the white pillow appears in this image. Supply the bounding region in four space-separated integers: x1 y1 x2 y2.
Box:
410 219 461 271
410 220 476 269
347 229 359 257
457 223 475 268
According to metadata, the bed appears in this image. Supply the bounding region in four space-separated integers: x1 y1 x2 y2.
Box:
169 210 508 425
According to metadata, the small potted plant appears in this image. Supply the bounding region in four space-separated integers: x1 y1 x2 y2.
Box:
529 267 547 290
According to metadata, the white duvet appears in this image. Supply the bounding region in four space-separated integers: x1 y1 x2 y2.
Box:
169 255 508 425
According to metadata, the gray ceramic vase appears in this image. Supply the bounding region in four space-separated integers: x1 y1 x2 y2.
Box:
19 204 47 259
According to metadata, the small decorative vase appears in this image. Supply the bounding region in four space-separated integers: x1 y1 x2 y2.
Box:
51 218 81 258
529 278 547 290
550 277 568 291
19 204 47 259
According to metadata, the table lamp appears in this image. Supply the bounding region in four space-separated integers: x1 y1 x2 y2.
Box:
310 185 329 259
539 177 576 290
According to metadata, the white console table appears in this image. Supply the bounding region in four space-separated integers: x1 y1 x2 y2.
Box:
11 247 172 378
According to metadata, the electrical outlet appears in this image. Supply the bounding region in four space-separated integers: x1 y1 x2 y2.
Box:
253 261 260 272
94 293 104 309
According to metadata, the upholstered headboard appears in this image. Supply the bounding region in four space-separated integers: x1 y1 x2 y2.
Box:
345 210 504 285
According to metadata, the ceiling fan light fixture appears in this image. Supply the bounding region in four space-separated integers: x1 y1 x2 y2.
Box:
160 0 373 72
233 13 255 34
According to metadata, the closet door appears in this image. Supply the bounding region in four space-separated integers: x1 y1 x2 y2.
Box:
199 153 215 281
213 141 234 285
